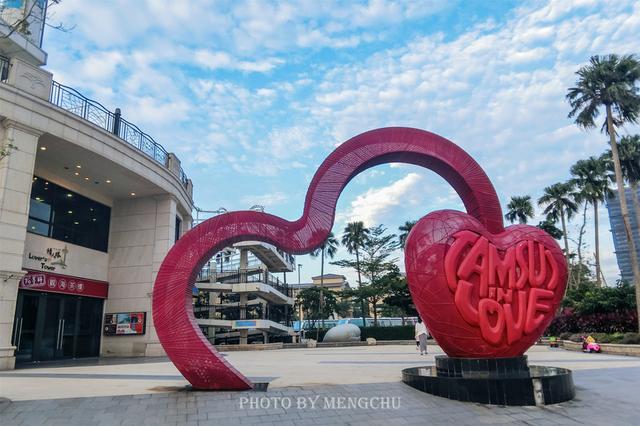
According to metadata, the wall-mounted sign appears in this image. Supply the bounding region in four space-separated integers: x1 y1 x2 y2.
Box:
103 312 146 336
27 245 68 272
19 269 109 298
22 234 109 282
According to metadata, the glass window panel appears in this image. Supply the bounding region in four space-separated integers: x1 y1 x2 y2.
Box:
27 176 111 252
29 198 51 222
27 218 49 236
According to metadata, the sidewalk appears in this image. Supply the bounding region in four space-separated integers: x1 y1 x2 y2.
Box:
1 345 640 425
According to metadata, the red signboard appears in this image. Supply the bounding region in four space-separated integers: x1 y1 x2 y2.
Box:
19 269 109 299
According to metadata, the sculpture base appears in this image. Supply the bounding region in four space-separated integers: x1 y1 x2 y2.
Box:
402 356 574 406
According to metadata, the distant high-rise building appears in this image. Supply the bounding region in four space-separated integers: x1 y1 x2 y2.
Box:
606 187 640 283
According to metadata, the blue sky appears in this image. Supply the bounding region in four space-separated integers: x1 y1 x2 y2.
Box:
43 0 639 285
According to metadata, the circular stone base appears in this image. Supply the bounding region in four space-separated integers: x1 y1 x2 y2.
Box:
402 356 574 406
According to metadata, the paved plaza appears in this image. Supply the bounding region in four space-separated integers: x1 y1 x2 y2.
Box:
1 345 640 425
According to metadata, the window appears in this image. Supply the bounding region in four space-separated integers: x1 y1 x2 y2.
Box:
175 216 182 242
28 177 111 252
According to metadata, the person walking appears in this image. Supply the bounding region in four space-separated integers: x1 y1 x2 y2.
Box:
415 317 428 355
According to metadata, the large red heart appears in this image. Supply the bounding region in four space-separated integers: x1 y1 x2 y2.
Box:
154 127 562 390
405 210 568 358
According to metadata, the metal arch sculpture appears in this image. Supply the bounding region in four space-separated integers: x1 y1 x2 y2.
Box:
153 127 568 390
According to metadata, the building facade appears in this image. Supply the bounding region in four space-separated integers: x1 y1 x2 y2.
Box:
195 242 295 344
1 10 194 369
606 187 640 283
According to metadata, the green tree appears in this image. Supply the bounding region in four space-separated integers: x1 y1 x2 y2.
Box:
294 287 337 331
310 232 339 332
563 281 636 315
382 276 417 323
334 299 352 318
537 217 564 240
570 157 612 286
333 225 399 326
398 220 417 248
538 182 579 269
340 221 370 326
505 195 535 224
567 54 640 328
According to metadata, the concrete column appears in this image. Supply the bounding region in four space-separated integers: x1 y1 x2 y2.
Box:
0 120 41 370
262 331 269 344
239 330 248 345
239 293 248 345
104 195 178 357
239 249 248 270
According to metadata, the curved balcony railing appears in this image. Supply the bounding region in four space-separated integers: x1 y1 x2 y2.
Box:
48 81 189 188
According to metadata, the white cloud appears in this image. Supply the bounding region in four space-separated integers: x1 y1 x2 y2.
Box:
194 50 284 73
241 191 288 208
342 173 423 226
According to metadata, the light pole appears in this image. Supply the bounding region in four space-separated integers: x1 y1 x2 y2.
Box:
298 263 302 285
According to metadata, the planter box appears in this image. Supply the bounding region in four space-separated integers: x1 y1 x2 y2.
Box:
215 342 283 352
562 340 640 356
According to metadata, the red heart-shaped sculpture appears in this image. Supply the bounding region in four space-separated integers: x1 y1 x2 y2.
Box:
405 209 568 358
153 127 566 390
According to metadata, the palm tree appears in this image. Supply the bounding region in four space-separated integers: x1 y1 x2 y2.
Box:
398 220 417 248
505 195 535 224
310 232 339 333
567 54 640 326
341 221 370 326
570 157 612 286
538 182 579 269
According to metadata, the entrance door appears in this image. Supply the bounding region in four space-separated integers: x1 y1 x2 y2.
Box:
37 293 62 361
13 291 103 363
13 292 40 363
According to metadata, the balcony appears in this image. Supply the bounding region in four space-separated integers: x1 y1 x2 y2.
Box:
48 81 190 190
199 267 291 296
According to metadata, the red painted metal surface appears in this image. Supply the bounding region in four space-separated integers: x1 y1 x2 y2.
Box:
20 269 109 299
405 210 567 358
152 127 567 390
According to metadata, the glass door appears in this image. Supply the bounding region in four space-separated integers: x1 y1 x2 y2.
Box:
13 291 104 363
60 297 79 358
13 292 40 363
36 293 62 361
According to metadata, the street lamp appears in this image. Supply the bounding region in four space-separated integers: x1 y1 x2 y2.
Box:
297 263 302 284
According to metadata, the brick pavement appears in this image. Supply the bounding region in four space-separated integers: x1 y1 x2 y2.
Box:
1 365 639 426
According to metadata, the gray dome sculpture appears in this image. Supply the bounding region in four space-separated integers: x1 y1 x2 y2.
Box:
323 323 361 342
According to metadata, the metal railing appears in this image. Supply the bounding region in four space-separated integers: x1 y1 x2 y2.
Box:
200 267 291 297
0 55 9 82
48 81 189 188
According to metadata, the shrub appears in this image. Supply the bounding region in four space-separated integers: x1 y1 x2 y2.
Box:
546 309 638 335
559 332 573 340
621 333 640 344
360 325 415 341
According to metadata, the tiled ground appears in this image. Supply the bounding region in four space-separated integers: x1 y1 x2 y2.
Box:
1 345 639 425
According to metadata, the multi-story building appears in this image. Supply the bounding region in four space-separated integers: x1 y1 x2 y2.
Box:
0 4 193 369
606 187 640 283
194 242 296 344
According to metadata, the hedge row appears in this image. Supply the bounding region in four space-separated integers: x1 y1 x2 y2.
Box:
546 309 638 335
360 325 414 341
